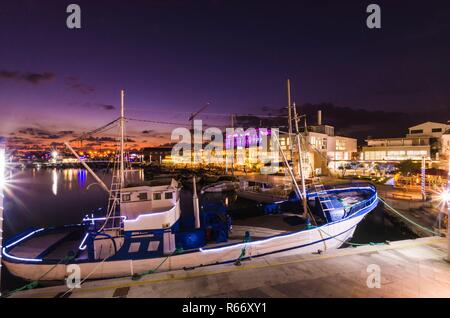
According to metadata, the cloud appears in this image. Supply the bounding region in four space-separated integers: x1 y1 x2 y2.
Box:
99 104 115 111
141 130 167 139
6 136 36 146
49 142 65 147
0 70 55 84
17 127 74 140
84 136 116 142
65 76 95 94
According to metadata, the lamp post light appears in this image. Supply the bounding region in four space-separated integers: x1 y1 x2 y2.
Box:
447 155 450 262
421 156 426 201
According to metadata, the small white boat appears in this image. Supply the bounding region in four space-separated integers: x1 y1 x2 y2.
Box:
201 181 239 194
236 179 292 203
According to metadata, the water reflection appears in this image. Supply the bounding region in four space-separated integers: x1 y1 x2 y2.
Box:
77 169 87 189
52 169 58 196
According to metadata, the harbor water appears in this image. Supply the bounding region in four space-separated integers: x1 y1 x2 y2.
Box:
1 168 417 293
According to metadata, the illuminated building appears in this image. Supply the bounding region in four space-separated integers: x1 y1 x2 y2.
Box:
278 116 357 176
362 121 450 162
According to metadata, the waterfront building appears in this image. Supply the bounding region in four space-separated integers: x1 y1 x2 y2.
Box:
142 146 174 164
278 120 357 177
362 121 450 162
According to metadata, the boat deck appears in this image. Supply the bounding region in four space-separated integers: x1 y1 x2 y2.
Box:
233 214 307 232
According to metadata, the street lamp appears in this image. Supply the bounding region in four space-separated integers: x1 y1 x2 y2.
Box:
447 154 450 262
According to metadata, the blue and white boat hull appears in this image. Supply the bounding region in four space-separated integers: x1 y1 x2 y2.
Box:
2 189 377 281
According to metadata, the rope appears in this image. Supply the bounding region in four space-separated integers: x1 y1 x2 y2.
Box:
379 197 439 236
315 225 388 248
131 247 184 280
69 118 120 143
234 232 251 266
3 254 75 298
59 246 114 298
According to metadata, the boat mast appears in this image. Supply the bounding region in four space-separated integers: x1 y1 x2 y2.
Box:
231 113 235 177
286 79 294 161
120 89 125 188
292 102 308 217
65 142 110 193
273 132 304 205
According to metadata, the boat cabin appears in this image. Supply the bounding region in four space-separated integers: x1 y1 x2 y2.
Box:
120 179 181 231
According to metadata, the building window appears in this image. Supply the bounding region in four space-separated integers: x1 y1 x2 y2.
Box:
431 128 442 133
138 192 148 201
164 192 173 199
406 150 427 159
410 129 423 134
364 151 386 161
153 192 162 200
336 139 346 151
122 194 131 202
386 151 406 160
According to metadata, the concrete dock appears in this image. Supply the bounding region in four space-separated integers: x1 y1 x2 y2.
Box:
9 236 450 298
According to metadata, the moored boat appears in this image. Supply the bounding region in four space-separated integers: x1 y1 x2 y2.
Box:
2 182 378 281
201 180 239 194
236 179 292 203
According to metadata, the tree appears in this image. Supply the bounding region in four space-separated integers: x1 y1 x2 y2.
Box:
396 160 420 176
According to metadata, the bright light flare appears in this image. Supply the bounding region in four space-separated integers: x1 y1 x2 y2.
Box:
441 189 450 203
429 185 450 210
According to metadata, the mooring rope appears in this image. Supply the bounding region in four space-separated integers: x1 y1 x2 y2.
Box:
234 232 252 266
378 197 440 236
131 247 184 281
2 253 76 298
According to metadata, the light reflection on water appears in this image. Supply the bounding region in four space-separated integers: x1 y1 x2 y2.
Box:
52 169 58 196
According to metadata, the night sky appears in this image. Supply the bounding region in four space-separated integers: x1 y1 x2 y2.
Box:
1 0 449 149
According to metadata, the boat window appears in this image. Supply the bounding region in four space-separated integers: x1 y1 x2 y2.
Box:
128 242 140 253
122 194 131 202
138 192 148 201
153 192 162 200
147 241 160 252
164 192 173 199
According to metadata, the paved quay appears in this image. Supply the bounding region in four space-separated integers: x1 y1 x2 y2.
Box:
9 237 450 298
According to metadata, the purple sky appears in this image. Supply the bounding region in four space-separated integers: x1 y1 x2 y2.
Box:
1 0 449 149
